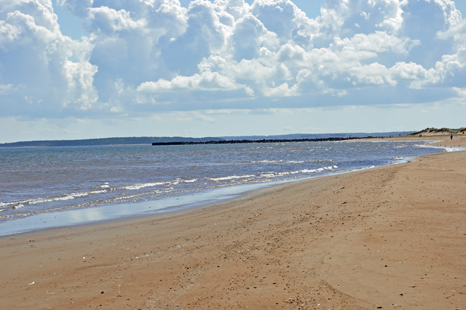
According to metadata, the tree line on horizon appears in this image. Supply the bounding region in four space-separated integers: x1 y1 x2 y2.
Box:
0 137 224 148
0 131 417 148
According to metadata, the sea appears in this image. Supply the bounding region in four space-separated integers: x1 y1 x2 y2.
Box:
0 140 453 236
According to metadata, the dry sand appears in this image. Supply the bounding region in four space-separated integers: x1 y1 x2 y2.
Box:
1 134 465 310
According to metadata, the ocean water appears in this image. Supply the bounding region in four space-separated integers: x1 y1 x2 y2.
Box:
0 140 447 235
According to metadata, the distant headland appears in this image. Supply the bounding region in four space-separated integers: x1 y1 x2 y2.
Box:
0 137 220 148
0 131 414 148
408 127 466 136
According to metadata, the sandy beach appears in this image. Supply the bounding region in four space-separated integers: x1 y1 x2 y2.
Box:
1 134 465 310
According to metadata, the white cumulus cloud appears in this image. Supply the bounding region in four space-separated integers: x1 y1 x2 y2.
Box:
1 0 466 119
0 1 98 117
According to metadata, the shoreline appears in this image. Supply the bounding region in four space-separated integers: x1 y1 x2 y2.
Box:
1 134 465 309
0 181 278 237
0 138 451 237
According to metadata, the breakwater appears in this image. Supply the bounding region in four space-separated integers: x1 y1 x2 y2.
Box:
152 136 375 146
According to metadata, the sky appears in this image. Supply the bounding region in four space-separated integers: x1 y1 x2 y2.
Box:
2 0 466 143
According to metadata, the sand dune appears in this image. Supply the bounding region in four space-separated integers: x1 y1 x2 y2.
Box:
1 135 465 309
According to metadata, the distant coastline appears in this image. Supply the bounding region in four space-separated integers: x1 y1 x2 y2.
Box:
0 136 221 148
0 131 414 148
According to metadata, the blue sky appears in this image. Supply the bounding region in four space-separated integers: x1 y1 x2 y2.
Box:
1 0 466 143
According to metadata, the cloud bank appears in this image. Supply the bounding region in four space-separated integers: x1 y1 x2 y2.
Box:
1 0 466 118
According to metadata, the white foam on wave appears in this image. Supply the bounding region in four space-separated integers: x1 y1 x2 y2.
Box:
288 165 338 175
123 182 168 190
416 143 466 153
5 190 108 208
259 165 338 178
259 173 276 178
209 175 255 182
118 178 199 191
113 188 173 202
90 190 108 195
183 179 197 183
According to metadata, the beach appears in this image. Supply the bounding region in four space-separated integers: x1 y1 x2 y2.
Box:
0 135 465 309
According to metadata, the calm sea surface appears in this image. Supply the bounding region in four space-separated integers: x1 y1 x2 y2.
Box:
0 140 447 235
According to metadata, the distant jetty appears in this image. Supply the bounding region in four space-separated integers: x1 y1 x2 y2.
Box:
152 136 375 146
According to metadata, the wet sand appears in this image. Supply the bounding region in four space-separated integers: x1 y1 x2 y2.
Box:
1 134 465 309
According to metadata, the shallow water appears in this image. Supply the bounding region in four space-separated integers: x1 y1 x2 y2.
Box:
0 140 445 236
